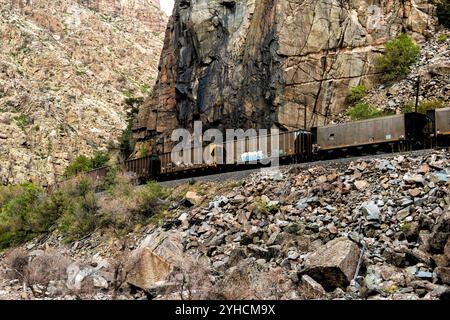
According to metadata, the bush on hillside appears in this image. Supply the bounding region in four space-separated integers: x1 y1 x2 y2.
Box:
346 102 391 121
346 85 367 106
0 180 101 249
0 184 47 250
437 34 448 44
135 180 168 217
57 179 100 242
64 151 110 178
376 34 420 84
0 176 170 250
4 248 71 297
401 98 448 114
119 106 139 159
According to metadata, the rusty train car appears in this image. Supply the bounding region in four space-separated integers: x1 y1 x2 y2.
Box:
311 112 430 158
76 130 312 184
68 109 449 185
428 107 450 147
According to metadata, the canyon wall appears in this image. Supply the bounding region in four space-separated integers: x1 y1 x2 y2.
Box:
0 0 167 184
133 0 438 153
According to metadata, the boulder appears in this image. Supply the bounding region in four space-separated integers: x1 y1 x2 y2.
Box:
301 238 360 291
127 230 183 291
354 180 369 191
362 201 380 222
185 191 205 206
300 275 326 297
427 59 450 76
127 247 171 291
436 267 450 285
429 209 450 254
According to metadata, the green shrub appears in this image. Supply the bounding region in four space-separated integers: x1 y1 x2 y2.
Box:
436 0 450 28
119 124 134 158
64 155 92 177
100 166 119 193
124 90 144 107
346 102 389 120
64 151 109 178
346 85 367 106
57 193 99 242
0 184 52 250
140 84 150 94
0 180 103 249
14 114 30 129
57 179 100 242
119 106 139 158
401 101 416 114
139 145 149 157
400 222 411 233
376 34 420 84
255 197 279 215
100 179 169 232
91 151 110 169
401 99 447 114
135 181 168 217
437 34 448 44
146 210 172 226
0 177 171 250
418 98 447 112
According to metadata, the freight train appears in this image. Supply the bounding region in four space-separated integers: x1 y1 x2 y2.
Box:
79 107 450 185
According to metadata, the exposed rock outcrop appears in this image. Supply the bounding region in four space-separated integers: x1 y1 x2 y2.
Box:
133 0 438 153
0 0 167 185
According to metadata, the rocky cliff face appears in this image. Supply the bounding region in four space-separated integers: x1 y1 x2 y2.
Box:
0 0 167 185
133 0 438 152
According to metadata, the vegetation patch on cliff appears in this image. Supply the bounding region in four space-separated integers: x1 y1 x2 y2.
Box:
346 102 391 121
400 98 448 114
64 152 110 178
376 34 420 84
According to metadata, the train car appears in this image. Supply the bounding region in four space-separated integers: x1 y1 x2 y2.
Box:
123 155 160 183
225 130 310 165
428 107 450 147
311 113 428 158
159 144 220 177
84 166 109 183
157 130 312 179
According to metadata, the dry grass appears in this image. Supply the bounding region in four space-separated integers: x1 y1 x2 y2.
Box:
3 248 28 281
164 258 295 300
26 251 69 287
4 248 71 297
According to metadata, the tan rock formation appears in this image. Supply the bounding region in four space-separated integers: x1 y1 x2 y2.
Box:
0 0 168 185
